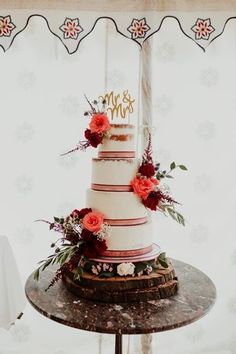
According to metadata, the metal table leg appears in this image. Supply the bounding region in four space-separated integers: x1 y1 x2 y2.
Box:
115 334 122 354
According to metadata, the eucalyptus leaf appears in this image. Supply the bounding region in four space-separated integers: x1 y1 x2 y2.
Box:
99 271 115 278
170 161 176 170
135 262 147 274
73 267 83 281
33 268 40 281
49 223 54 230
158 258 169 268
178 165 188 171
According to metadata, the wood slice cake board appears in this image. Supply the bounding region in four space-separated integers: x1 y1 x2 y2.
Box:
62 264 179 303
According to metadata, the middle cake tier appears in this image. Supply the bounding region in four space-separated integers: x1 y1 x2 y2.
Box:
86 189 147 224
91 158 139 191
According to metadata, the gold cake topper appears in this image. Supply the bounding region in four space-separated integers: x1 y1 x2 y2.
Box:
99 90 135 121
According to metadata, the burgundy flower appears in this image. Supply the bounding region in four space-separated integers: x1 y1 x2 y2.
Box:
78 208 92 219
70 209 80 218
138 163 155 178
70 208 92 219
80 228 93 241
82 239 107 258
84 129 103 148
143 191 160 211
143 191 177 211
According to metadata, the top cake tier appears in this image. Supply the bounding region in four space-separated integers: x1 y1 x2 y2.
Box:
98 124 135 158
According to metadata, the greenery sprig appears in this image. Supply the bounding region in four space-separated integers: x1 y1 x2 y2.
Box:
156 161 188 180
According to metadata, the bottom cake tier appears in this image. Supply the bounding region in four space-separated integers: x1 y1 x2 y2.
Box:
62 259 178 303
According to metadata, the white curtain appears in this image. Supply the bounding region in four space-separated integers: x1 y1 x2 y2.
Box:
0 15 235 354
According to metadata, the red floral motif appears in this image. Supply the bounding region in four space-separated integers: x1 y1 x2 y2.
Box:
127 18 150 39
59 18 83 40
191 18 215 40
0 15 16 37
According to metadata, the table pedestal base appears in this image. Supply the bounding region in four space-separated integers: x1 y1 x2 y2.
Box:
115 334 122 354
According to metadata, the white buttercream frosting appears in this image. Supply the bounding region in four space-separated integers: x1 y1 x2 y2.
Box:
86 189 147 220
106 222 152 251
92 158 139 186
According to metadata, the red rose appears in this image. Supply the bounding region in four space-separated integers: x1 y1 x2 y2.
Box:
131 176 156 199
84 129 103 148
89 113 111 133
143 191 161 211
138 163 155 178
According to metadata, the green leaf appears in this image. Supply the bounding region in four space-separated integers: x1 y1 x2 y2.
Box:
99 271 115 278
158 253 169 268
135 262 147 274
170 161 176 170
54 216 60 222
158 258 169 268
165 175 174 178
73 267 83 281
49 223 54 230
178 165 188 171
33 268 40 281
42 257 53 271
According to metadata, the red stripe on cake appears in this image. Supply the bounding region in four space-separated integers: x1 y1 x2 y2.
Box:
105 216 148 226
98 151 135 158
91 184 133 192
101 245 152 257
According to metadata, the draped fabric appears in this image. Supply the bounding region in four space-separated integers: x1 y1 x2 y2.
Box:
1 0 236 53
0 235 26 330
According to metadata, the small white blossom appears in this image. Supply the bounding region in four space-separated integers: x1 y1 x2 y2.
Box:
91 265 99 275
117 262 135 276
137 271 143 277
108 266 113 272
103 263 110 271
97 264 102 272
95 223 111 241
144 265 153 275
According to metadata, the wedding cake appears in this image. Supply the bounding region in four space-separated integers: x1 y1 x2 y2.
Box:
35 95 186 303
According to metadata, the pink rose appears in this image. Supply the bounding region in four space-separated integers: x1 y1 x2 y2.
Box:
131 176 156 200
89 113 111 134
82 211 104 232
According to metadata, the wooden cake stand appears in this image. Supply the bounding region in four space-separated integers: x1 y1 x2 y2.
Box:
25 259 216 354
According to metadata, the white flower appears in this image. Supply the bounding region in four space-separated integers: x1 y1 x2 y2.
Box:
91 265 99 275
95 223 111 241
103 263 110 271
97 264 102 272
117 262 135 276
144 265 153 275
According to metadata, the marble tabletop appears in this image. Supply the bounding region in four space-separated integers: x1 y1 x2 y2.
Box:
25 259 216 335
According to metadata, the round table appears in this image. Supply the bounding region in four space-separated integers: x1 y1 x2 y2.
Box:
25 259 216 354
